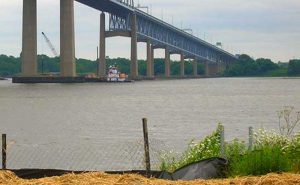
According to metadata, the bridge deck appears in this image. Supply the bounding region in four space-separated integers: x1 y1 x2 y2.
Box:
75 0 237 62
76 0 133 16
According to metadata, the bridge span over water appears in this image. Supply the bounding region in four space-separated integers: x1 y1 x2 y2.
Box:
21 0 238 80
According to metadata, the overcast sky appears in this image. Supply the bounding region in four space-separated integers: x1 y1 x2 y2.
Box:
0 0 300 62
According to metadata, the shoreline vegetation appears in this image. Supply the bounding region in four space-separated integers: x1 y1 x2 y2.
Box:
159 106 300 177
0 54 299 78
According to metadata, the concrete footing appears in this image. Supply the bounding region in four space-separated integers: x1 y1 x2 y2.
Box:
12 76 135 83
12 77 85 83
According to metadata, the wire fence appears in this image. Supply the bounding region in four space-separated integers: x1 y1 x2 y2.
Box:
2 137 167 171
0 126 255 171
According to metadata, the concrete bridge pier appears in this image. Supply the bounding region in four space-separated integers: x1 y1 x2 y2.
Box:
205 61 210 77
22 0 37 76
151 45 155 77
130 13 138 79
221 62 226 72
212 63 219 77
165 48 170 77
205 61 219 77
98 12 106 77
225 61 229 70
218 60 227 75
60 0 76 77
225 61 230 70
217 61 222 75
180 54 185 77
146 40 153 78
209 63 216 77
193 59 198 77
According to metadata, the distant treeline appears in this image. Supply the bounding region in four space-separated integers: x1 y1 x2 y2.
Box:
0 54 205 77
223 54 300 77
0 54 299 77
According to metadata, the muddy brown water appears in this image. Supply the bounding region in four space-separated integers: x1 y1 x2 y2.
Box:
0 77 299 170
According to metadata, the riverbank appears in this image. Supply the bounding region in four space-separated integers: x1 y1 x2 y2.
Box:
0 171 300 185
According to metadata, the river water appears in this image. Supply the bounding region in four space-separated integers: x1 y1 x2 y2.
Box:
0 77 300 170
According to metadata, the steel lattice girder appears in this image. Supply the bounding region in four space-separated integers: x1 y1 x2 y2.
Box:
136 10 237 63
109 14 131 31
109 12 236 63
79 0 237 63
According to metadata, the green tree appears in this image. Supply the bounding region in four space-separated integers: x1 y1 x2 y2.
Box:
0 54 293 77
223 54 281 77
256 58 279 74
288 60 300 76
0 55 21 76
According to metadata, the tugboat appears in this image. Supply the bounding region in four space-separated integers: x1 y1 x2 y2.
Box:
84 65 131 83
107 65 129 82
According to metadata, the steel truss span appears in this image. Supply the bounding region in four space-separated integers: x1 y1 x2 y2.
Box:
76 0 237 63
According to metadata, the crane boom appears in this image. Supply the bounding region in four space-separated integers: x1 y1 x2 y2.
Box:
42 32 59 57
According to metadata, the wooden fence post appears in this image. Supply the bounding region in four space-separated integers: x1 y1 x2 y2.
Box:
2 134 6 170
220 125 225 158
142 118 151 178
248 127 253 150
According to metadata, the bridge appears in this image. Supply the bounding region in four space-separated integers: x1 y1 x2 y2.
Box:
20 0 238 81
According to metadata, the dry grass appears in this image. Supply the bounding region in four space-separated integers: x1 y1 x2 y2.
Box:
0 171 300 185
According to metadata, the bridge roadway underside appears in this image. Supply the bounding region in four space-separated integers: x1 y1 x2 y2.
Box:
19 0 237 82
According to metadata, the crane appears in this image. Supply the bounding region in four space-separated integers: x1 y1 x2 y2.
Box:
41 32 59 57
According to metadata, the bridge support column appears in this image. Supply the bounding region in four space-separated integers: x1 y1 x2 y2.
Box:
225 61 230 70
193 59 198 77
98 12 106 77
221 62 226 73
218 61 225 76
165 48 170 77
205 61 210 77
217 61 222 75
60 0 76 77
212 63 218 77
130 13 138 79
151 45 155 77
22 0 37 76
180 54 185 77
146 40 152 78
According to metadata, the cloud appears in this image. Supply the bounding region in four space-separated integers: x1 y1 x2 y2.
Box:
0 0 299 62
138 0 300 61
